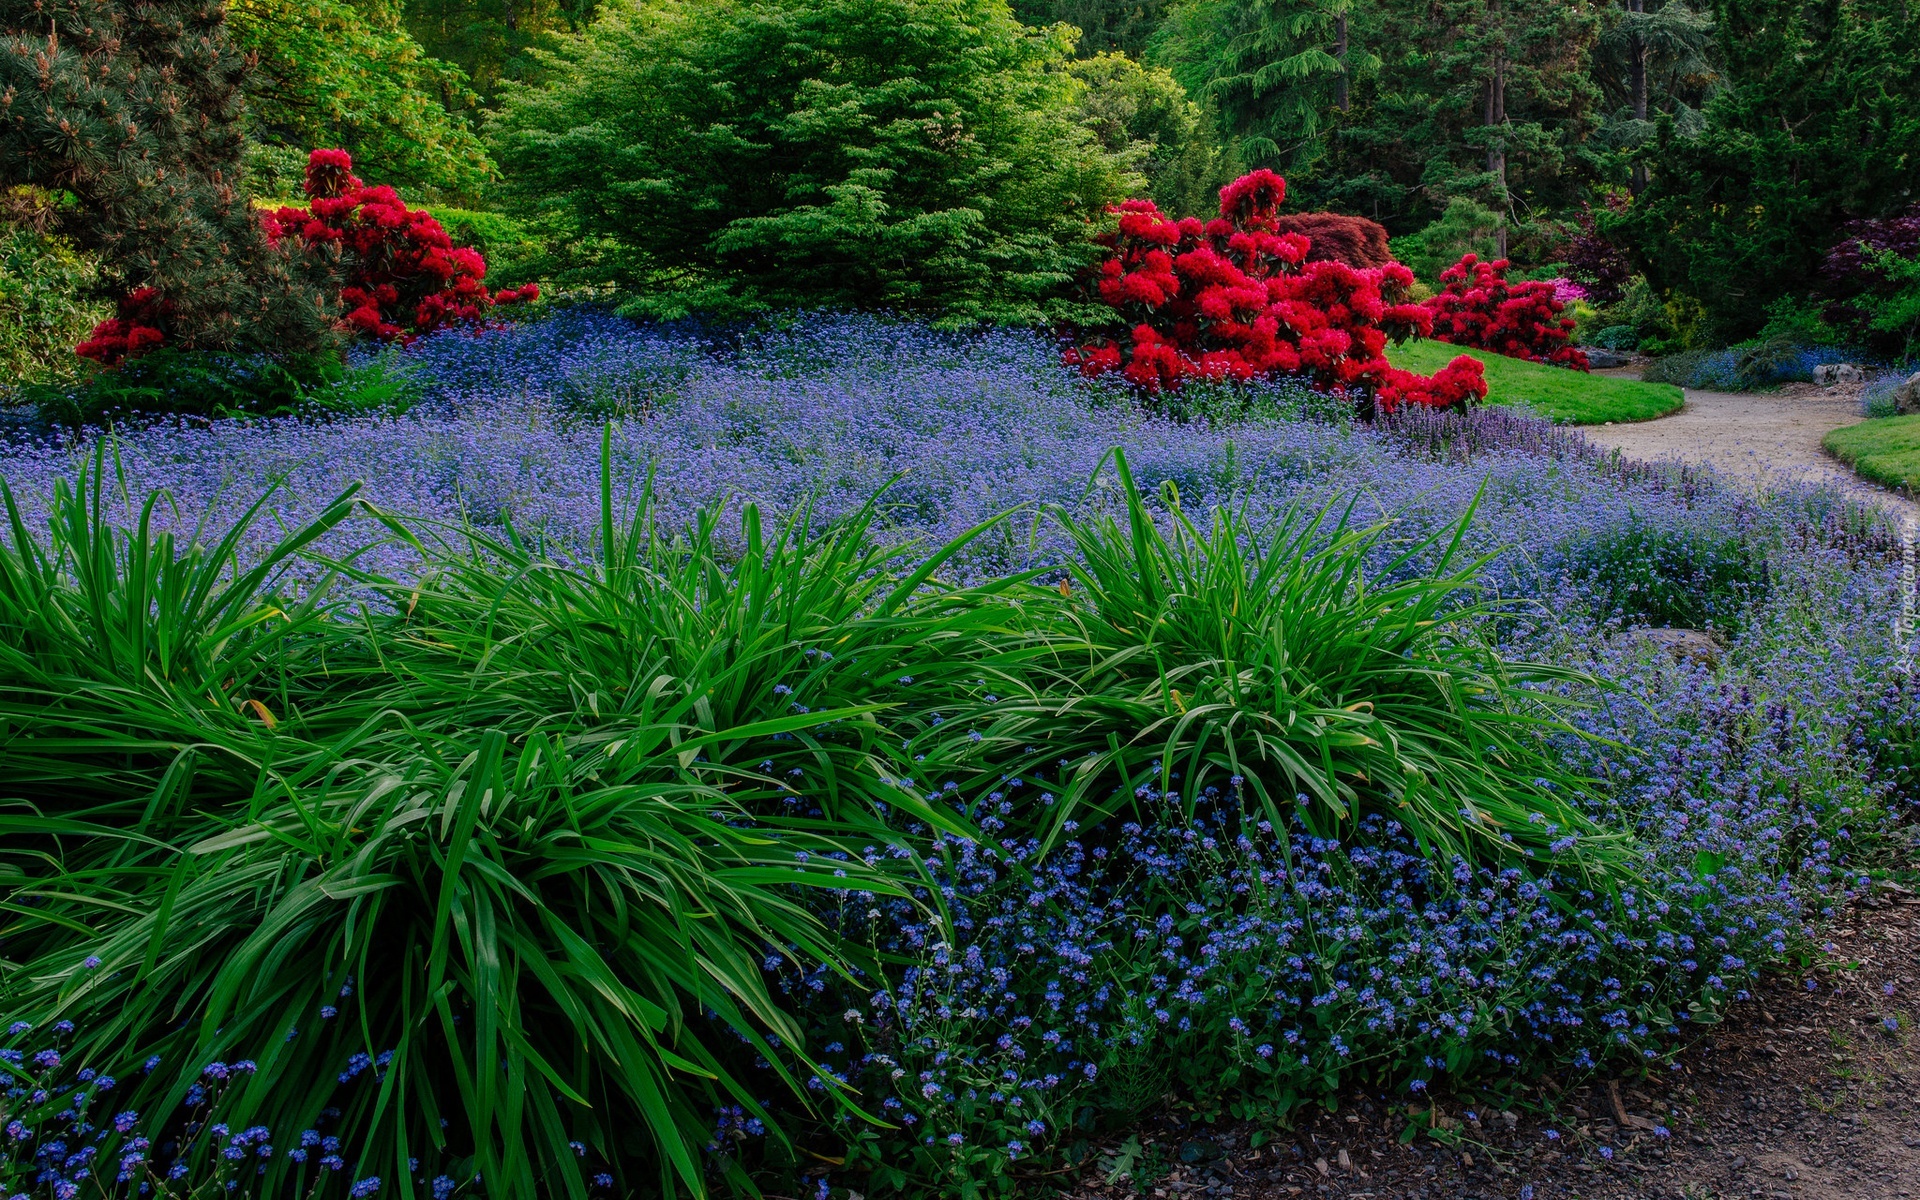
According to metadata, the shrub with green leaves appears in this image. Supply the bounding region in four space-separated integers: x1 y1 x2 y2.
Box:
0 225 108 392
488 0 1136 324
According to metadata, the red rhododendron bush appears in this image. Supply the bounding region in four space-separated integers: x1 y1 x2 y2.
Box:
1067 169 1487 412
1426 253 1588 371
263 149 537 344
77 149 535 365
73 288 170 367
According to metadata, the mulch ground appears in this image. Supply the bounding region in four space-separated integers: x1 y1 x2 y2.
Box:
1059 882 1920 1200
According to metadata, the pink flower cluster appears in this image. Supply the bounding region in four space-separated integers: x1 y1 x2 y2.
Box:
1068 170 1487 412
263 149 536 343
1548 278 1590 306
1425 255 1588 371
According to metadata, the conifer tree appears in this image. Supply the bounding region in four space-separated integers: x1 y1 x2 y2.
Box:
0 0 335 354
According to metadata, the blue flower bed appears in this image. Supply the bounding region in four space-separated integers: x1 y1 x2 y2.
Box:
1 313 1915 1199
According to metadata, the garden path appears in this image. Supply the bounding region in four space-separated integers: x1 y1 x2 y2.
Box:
1578 374 1920 524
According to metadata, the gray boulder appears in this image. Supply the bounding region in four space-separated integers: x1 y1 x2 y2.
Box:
1581 347 1632 369
1628 627 1722 667
1813 363 1866 386
1892 371 1920 415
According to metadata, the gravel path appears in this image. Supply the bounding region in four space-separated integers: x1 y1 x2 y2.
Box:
1578 375 1920 523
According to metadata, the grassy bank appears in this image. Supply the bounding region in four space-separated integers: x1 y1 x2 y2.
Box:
1824 414 1920 491
1388 340 1684 424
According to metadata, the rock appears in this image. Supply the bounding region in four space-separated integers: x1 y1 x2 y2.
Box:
1629 627 1722 667
1813 363 1866 386
1581 347 1632 369
1891 371 1920 415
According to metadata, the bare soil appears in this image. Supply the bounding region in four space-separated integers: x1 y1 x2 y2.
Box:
1060 886 1920 1200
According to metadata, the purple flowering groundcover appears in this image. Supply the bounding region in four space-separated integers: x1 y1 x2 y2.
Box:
0 313 1913 1200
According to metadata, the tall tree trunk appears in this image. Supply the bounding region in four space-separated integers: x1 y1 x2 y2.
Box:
1333 12 1350 111
1486 8 1508 258
1628 0 1649 193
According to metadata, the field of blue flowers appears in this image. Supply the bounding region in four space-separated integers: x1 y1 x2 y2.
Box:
1 313 1916 1200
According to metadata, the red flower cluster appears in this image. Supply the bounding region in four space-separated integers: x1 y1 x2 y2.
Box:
1425 254 1588 371
74 288 169 366
77 150 535 367
263 148 537 343
1068 169 1487 412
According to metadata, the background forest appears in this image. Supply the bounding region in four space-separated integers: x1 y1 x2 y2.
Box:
6 0 1920 385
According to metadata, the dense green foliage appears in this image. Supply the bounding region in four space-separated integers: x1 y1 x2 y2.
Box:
489 0 1135 323
232 0 494 195
1607 0 1920 340
0 219 107 390
1152 0 1598 250
1013 0 1169 56
14 0 1919 350
1069 52 1235 219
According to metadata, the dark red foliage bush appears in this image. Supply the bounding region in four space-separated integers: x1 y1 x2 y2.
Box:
263 149 537 343
1819 207 1920 300
77 149 535 366
1564 196 1633 305
1425 254 1588 371
1267 212 1395 268
1069 169 1487 412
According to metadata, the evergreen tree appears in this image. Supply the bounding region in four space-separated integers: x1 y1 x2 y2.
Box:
1420 0 1601 255
1150 0 1598 258
1611 0 1920 338
1589 0 1715 193
1151 0 1371 175
491 0 1135 324
1 0 334 353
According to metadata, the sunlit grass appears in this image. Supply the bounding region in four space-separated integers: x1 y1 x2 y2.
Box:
1388 340 1684 424
1824 414 1920 491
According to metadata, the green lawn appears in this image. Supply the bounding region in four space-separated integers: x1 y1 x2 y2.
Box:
1823 415 1920 491
1385 340 1684 425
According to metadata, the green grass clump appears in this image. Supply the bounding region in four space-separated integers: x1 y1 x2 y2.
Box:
1824 414 1920 491
1386 340 1684 424
0 445 1614 1197
1562 517 1769 631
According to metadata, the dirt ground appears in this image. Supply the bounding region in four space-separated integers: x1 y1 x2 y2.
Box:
1058 884 1920 1200
1577 375 1920 524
